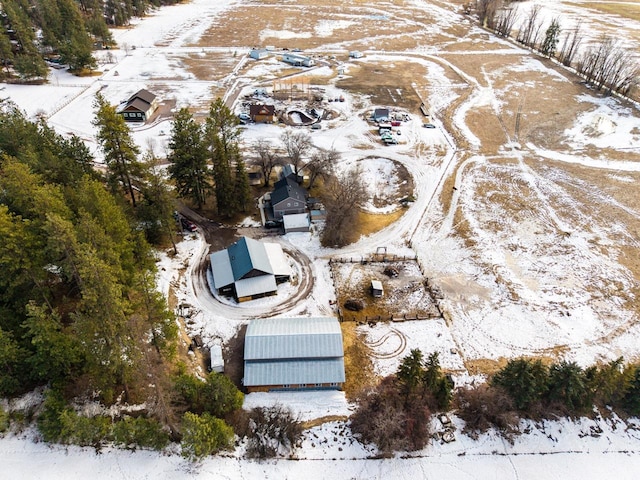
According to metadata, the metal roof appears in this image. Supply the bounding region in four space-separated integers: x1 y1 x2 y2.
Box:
235 274 277 299
228 237 273 280
246 317 342 337
262 243 290 277
210 250 234 288
244 317 345 386
210 237 290 299
244 358 345 387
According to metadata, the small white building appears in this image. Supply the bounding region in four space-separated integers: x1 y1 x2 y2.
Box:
371 280 384 298
210 344 224 373
283 213 310 233
250 48 270 60
349 51 364 59
282 52 315 67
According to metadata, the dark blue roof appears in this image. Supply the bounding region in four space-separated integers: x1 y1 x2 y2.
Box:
271 176 306 205
227 237 273 280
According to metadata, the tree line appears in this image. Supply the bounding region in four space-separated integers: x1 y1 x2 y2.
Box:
470 0 639 98
0 0 184 79
351 349 640 452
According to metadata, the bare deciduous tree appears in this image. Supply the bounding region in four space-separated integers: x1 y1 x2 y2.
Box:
250 137 281 187
517 4 542 48
320 167 367 247
576 36 640 96
475 0 503 29
306 147 339 189
558 20 583 67
495 4 518 38
280 129 312 177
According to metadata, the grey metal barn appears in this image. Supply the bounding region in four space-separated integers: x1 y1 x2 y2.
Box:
243 317 345 392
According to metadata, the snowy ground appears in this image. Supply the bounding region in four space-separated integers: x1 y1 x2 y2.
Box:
3 0 640 477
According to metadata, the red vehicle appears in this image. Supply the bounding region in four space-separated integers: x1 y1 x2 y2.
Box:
391 120 401 126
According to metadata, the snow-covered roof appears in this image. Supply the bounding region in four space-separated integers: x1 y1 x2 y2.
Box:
283 213 310 230
263 242 290 277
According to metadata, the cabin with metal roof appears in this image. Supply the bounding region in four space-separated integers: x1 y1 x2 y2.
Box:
117 89 159 123
209 237 291 302
243 317 345 392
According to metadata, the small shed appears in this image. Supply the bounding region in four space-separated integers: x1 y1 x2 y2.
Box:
250 48 270 60
371 280 384 298
209 344 224 373
283 213 310 233
349 51 364 59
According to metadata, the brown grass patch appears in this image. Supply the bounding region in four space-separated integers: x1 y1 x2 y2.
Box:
341 322 377 400
336 62 426 111
301 415 349 429
582 2 640 22
358 209 405 237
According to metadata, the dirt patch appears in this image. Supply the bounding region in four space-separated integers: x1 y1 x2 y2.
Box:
332 260 440 322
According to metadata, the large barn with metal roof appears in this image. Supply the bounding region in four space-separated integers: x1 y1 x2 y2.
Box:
209 237 291 302
243 317 345 393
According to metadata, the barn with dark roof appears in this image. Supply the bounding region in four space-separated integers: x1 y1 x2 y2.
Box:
209 236 291 302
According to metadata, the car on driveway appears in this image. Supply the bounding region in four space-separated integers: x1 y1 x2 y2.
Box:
181 218 197 232
423 123 436 129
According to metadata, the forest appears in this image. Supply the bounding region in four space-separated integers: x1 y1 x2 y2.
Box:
0 95 258 456
0 0 184 78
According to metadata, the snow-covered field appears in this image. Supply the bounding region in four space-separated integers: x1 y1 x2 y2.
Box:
3 0 640 477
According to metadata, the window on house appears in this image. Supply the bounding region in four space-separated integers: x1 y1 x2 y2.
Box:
123 113 128 117
287 202 291 207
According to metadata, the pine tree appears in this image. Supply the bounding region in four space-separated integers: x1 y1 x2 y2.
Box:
205 98 241 217
180 412 234 460
546 361 590 412
233 155 251 213
167 107 210 209
492 358 549 411
540 18 561 58
93 93 142 207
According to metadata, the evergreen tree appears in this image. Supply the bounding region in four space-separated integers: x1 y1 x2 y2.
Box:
540 18 561 58
205 98 241 217
492 358 549 411
232 155 251 213
167 108 210 209
396 348 424 394
622 365 640 416
180 412 234 460
546 361 590 412
2 0 48 80
138 152 178 247
93 93 142 207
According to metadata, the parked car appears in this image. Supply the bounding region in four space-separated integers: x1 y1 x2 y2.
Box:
264 220 281 229
181 218 197 232
238 113 251 124
423 123 436 129
311 123 322 130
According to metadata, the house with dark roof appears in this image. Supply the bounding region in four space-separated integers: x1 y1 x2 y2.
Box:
249 104 277 123
209 237 291 302
270 175 307 220
243 317 345 393
117 89 159 123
